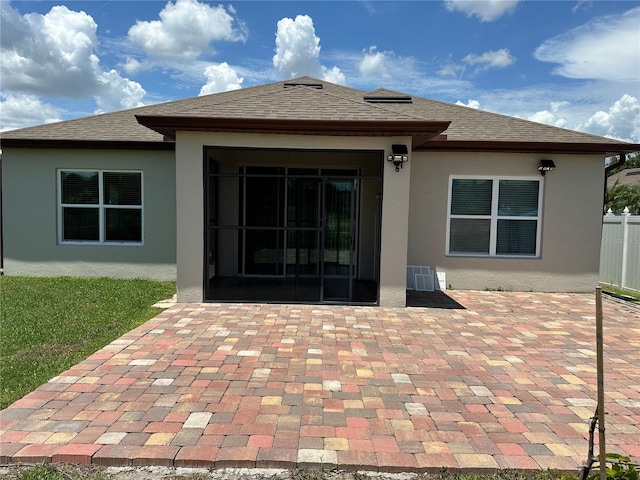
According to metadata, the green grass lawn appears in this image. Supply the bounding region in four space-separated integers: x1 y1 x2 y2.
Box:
600 285 640 302
0 276 175 409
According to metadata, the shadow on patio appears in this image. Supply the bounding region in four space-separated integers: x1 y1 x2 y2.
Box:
406 290 466 309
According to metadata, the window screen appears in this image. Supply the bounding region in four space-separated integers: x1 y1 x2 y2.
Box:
60 170 142 244
448 177 541 257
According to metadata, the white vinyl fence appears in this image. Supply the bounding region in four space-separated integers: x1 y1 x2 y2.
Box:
600 213 640 292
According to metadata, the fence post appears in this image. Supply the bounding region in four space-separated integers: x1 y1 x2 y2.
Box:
595 287 607 480
620 213 629 290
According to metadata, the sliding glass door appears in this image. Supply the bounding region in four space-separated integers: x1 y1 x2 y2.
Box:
322 178 356 301
238 168 357 302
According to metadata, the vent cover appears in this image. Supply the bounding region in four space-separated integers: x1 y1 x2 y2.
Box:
284 82 323 89
364 95 412 104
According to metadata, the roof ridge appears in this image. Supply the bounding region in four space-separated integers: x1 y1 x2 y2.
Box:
365 88 408 96
408 94 632 145
163 80 430 123
279 82 431 123
282 84 430 122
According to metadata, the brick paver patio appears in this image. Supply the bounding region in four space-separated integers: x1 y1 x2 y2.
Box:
1 291 639 472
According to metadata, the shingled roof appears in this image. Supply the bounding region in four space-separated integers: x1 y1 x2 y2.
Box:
2 76 638 154
607 168 640 188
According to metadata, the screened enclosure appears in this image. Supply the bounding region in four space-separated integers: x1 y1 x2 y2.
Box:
204 148 383 304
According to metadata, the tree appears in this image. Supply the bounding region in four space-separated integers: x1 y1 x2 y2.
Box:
606 151 640 177
605 183 640 214
604 151 640 214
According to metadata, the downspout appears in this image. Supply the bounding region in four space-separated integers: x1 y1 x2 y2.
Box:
603 152 626 211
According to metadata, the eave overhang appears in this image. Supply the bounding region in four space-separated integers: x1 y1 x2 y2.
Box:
417 140 640 156
0 139 175 150
135 115 451 145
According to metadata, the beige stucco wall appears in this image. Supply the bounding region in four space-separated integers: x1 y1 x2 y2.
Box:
1 148 176 280
175 131 412 306
408 152 605 292
2 142 605 298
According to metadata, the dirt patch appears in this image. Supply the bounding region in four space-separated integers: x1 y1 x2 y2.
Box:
0 465 422 480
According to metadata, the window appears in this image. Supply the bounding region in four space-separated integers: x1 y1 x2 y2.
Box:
447 176 542 257
59 170 142 244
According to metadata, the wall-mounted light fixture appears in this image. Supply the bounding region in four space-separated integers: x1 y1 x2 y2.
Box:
538 159 556 176
387 144 409 172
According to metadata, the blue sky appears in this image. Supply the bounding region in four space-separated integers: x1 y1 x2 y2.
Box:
1 0 639 142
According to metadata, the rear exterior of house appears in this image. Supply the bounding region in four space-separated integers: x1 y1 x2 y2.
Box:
1 77 638 307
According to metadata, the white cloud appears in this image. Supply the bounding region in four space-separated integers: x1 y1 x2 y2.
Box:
359 46 390 77
322 66 346 85
528 100 570 128
0 3 146 116
95 70 146 114
528 111 567 128
445 0 520 22
438 62 464 78
455 99 480 109
0 94 61 131
577 94 640 142
200 62 244 95
534 6 640 81
273 15 345 84
572 1 593 14
123 57 144 75
438 49 514 79
463 49 515 71
0 4 100 97
128 0 247 61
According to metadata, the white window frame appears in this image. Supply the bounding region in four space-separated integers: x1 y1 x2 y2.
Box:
446 175 543 258
57 169 144 246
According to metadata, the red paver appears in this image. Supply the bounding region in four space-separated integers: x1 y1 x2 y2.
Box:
52 444 102 464
256 448 298 469
12 444 60 464
1 292 639 472
132 445 179 467
215 446 259 468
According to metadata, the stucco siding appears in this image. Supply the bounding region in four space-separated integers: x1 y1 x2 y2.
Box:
1 148 176 281
407 152 605 292
2 142 607 297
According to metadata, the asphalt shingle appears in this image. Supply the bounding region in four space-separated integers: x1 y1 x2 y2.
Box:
2 76 636 151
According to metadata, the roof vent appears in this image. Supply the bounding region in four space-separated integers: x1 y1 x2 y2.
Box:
284 82 323 89
364 95 412 104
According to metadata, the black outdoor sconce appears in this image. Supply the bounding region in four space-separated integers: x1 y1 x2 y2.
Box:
538 159 556 176
387 144 409 172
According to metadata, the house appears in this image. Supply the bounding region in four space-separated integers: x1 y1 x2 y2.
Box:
607 167 640 188
2 77 639 307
